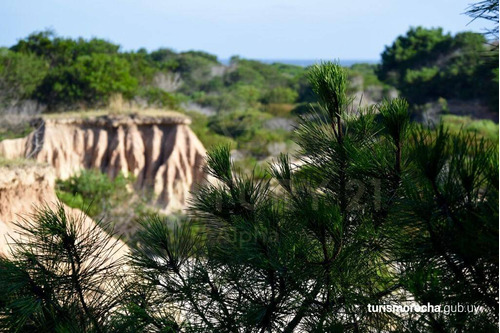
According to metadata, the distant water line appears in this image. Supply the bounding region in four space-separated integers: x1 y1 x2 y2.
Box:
219 59 380 67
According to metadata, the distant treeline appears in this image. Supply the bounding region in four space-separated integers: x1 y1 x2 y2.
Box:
0 30 313 111
0 27 497 113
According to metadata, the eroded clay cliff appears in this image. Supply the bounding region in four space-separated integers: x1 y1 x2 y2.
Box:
0 114 207 214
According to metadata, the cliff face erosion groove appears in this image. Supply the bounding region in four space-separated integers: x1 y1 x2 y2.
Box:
0 114 207 214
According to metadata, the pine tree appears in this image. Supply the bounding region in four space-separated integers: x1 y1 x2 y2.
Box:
130 62 498 331
387 127 499 331
1 62 497 332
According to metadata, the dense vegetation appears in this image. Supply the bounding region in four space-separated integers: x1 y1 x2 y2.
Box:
377 27 498 111
0 63 497 332
0 31 310 112
1 28 495 114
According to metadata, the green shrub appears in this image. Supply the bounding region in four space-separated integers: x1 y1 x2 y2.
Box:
238 128 291 159
231 84 262 108
208 109 272 138
185 111 236 149
225 61 266 86
261 86 298 104
0 49 49 102
194 91 240 111
56 169 132 218
348 63 385 89
122 52 157 85
37 54 138 109
148 48 179 70
11 30 120 62
377 27 497 106
138 87 181 109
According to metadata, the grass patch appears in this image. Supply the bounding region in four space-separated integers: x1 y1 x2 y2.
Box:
0 156 40 167
441 115 499 142
42 108 188 120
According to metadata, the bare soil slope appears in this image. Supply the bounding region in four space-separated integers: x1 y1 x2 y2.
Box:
0 163 127 259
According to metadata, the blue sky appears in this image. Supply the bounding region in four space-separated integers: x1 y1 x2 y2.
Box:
0 0 493 61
